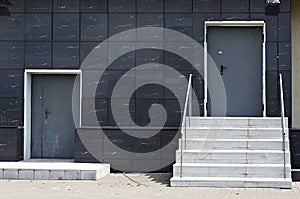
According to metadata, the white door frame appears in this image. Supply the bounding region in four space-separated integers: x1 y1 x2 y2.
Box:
23 69 82 160
204 21 266 117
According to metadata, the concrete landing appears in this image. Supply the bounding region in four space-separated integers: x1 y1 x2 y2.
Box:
0 160 110 180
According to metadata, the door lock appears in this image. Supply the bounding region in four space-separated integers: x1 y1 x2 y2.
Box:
45 109 51 119
220 65 227 76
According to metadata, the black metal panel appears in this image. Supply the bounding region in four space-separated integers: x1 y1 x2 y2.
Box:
81 14 108 41
80 42 108 69
107 98 135 126
53 0 80 13
250 0 290 13
53 42 80 69
0 14 24 41
193 14 221 42
280 0 291 13
279 42 292 71
164 99 183 127
82 98 108 126
7 0 24 13
74 130 99 162
80 0 107 13
250 0 266 13
0 98 23 126
290 129 300 181
222 0 249 13
0 128 23 161
0 70 23 98
108 48 135 70
136 48 164 68
108 0 135 13
53 14 80 41
280 70 292 100
266 99 280 117
251 14 278 42
193 0 221 13
25 42 52 69
221 14 249 20
137 14 163 28
266 42 278 71
164 0 192 13
25 14 51 41
137 0 163 13
0 42 24 69
165 14 193 38
278 13 291 42
26 0 52 13
108 14 136 40
266 70 278 100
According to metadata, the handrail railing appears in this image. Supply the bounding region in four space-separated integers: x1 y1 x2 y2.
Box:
180 74 193 178
279 74 287 179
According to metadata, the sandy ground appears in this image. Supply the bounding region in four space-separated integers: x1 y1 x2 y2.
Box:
0 173 299 199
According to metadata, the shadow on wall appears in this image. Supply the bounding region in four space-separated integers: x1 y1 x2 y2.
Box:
0 0 11 16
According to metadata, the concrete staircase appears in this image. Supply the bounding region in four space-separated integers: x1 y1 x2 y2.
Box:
170 117 292 188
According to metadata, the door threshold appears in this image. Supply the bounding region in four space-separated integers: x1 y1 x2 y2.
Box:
22 159 74 163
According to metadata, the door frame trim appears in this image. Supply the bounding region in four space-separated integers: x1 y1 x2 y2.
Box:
23 69 82 160
204 21 266 117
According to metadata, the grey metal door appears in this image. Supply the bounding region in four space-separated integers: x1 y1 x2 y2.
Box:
31 75 76 158
207 27 263 116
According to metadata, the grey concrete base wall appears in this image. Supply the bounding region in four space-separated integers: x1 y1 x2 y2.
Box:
75 127 177 172
0 128 23 161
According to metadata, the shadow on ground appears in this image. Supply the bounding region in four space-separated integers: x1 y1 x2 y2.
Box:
144 173 172 186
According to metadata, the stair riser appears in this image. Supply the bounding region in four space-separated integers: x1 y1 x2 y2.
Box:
187 118 287 128
179 140 290 150
175 158 289 164
182 129 288 139
172 117 291 188
170 179 292 188
176 152 290 164
173 166 291 178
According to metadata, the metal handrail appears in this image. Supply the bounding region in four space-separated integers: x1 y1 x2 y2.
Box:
279 74 287 179
180 74 193 178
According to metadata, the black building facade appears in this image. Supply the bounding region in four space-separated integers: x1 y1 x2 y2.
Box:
0 0 294 173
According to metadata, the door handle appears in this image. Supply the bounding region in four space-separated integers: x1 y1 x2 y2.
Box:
220 65 227 76
45 109 51 119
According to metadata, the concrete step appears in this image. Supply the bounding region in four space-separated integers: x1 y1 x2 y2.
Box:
178 139 290 150
186 117 287 128
172 117 291 188
175 150 290 164
182 128 288 139
173 163 291 178
170 176 292 188
0 161 110 180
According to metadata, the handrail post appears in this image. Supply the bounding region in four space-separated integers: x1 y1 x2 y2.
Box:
180 127 183 178
188 81 192 127
180 74 193 178
279 74 286 179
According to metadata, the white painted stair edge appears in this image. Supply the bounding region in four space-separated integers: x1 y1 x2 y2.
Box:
170 177 292 188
